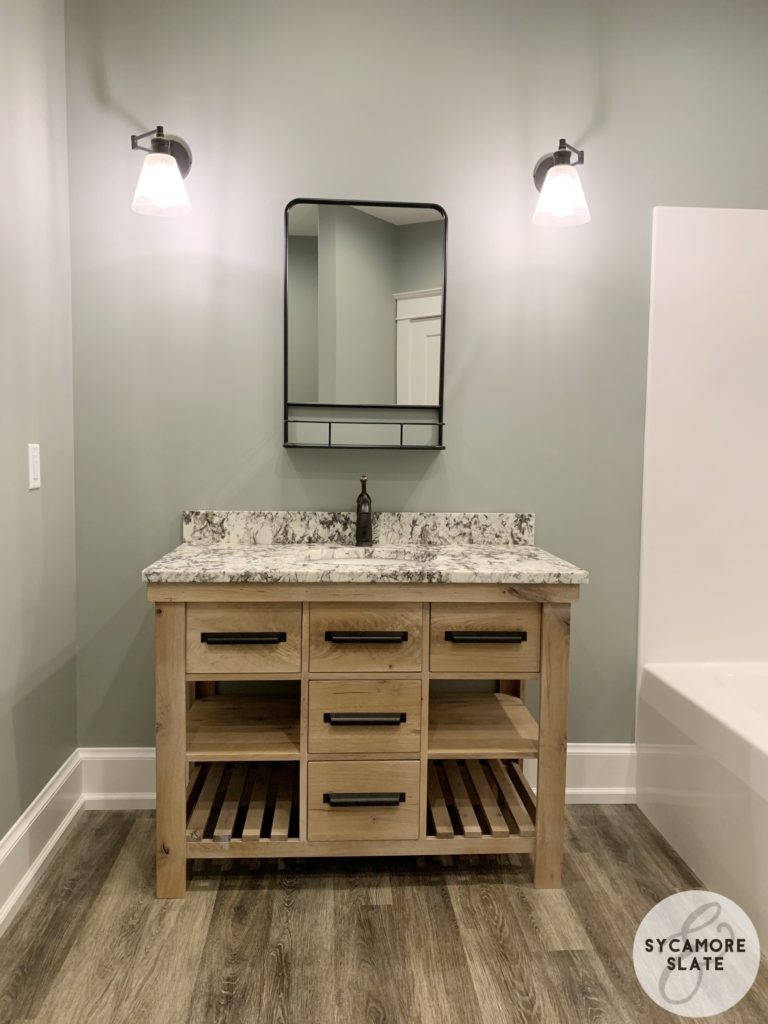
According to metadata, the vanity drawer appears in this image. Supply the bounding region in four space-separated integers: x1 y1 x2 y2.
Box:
307 760 420 842
308 678 421 754
309 603 422 673
430 602 541 673
186 603 302 674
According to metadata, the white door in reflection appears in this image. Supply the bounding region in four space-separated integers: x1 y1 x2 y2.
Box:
395 289 442 406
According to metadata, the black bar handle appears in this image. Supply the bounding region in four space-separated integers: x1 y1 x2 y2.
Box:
444 630 528 644
323 712 406 726
323 792 406 807
201 631 287 645
324 630 408 644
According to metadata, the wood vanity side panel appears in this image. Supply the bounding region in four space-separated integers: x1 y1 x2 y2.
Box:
534 602 570 889
309 602 422 672
155 602 187 898
419 603 430 839
299 602 310 842
186 602 302 673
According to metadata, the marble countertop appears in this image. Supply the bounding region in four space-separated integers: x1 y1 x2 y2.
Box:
142 511 588 586
142 542 588 586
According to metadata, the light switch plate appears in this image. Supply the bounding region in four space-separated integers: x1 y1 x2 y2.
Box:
28 443 41 490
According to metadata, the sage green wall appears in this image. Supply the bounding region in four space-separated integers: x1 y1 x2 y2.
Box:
287 235 319 402
317 206 337 403
0 0 77 832
330 206 397 404
396 221 444 294
64 0 768 747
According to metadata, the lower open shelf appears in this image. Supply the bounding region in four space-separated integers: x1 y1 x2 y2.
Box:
186 761 300 847
184 757 537 859
428 693 539 759
186 695 300 761
427 759 536 840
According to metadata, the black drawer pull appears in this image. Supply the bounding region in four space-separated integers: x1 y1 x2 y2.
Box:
323 792 406 808
323 712 406 726
201 631 287 645
325 630 408 644
444 630 528 644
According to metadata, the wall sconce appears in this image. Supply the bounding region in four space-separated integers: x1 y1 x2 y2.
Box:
532 138 590 226
130 126 192 217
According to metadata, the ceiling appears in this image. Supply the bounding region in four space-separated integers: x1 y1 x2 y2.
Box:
288 203 443 235
352 205 443 225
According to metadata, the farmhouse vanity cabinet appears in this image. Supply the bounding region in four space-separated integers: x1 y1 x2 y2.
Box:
148 583 580 897
144 512 587 898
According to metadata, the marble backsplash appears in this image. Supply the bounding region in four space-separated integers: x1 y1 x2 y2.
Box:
182 511 535 547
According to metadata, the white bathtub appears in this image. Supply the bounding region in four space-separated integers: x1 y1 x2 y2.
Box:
637 663 768 947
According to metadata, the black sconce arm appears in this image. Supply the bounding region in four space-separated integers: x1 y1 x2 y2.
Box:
533 137 585 192
130 125 166 154
556 138 584 165
129 125 192 178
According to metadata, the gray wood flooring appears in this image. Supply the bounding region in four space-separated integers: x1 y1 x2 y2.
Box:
0 806 766 1023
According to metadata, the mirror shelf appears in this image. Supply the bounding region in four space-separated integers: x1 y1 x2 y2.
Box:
284 402 444 450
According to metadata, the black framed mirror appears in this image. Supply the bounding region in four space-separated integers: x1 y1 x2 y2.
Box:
283 199 447 449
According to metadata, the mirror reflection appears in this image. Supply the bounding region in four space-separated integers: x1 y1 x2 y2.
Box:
286 201 446 408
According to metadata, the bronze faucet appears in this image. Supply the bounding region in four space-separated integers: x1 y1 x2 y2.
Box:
355 475 373 546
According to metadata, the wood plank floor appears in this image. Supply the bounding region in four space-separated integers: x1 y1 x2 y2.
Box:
0 806 766 1023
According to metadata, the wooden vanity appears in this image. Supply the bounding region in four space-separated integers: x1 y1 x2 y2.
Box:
148 579 581 898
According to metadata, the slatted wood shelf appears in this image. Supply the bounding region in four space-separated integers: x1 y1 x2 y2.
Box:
186 761 300 845
186 695 300 761
428 693 538 758
427 759 536 839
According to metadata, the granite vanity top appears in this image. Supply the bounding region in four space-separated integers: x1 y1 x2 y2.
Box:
142 511 588 586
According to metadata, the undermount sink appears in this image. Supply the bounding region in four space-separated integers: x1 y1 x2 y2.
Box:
299 545 434 565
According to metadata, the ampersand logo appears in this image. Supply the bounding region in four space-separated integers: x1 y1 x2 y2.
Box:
633 891 760 1017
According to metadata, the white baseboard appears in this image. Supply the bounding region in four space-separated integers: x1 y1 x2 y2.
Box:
78 744 636 807
522 743 636 803
0 750 83 936
80 747 155 810
0 741 635 935
565 742 637 803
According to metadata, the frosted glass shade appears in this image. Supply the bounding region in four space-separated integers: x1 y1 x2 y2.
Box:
532 163 590 226
131 152 191 217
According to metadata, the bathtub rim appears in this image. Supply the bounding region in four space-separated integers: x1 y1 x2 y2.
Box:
638 661 768 804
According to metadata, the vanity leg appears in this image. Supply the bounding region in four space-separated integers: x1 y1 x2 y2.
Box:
155 602 187 898
534 603 570 889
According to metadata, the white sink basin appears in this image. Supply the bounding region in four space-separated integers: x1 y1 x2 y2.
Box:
300 545 433 566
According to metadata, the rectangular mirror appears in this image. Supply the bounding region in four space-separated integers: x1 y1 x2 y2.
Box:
284 199 447 449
